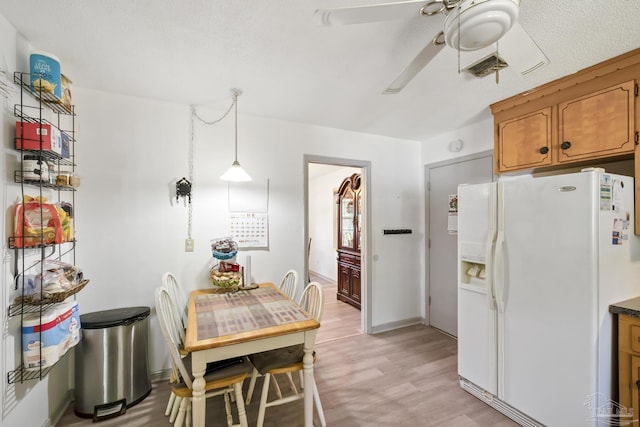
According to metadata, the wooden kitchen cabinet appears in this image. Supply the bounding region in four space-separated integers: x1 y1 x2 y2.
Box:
338 254 361 309
496 107 552 172
557 81 636 164
494 81 636 174
491 48 640 232
336 173 361 310
618 314 640 427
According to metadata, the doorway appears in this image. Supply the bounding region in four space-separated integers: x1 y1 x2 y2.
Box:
425 151 493 337
304 155 371 334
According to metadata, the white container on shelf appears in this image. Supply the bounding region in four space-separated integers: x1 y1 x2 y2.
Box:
22 155 49 181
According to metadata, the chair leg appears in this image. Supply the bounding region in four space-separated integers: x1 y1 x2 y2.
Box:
313 380 326 427
256 373 271 427
285 372 299 396
224 392 233 427
233 381 249 427
165 391 176 416
185 398 192 427
170 396 183 422
175 396 189 427
272 375 284 399
245 367 259 405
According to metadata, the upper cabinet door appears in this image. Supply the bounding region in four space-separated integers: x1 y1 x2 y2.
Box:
558 80 636 163
339 190 355 249
337 173 361 252
496 107 553 173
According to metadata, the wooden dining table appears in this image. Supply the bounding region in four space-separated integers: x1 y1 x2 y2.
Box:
184 282 321 427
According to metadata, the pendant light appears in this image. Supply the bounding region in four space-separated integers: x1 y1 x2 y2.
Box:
221 88 251 181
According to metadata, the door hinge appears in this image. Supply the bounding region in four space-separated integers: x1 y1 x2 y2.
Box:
428 238 431 249
636 131 639 145
427 181 431 191
429 296 432 306
635 83 639 97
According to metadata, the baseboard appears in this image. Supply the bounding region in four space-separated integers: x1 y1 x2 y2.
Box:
46 389 74 427
371 316 423 334
152 369 171 382
309 270 335 284
459 377 545 426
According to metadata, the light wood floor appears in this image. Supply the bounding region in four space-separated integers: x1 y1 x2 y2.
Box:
56 274 517 427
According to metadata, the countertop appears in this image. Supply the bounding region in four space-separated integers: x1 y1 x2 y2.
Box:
609 297 640 318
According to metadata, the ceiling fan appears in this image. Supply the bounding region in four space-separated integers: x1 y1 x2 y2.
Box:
314 0 548 94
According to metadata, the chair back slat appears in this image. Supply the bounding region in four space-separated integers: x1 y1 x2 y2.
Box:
155 287 193 389
298 281 324 322
162 272 188 347
279 270 298 300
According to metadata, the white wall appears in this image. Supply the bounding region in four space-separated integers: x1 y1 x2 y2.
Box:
420 116 494 165
308 165 360 281
1 15 424 426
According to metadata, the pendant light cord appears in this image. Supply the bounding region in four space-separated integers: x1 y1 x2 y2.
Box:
234 91 238 162
187 93 237 238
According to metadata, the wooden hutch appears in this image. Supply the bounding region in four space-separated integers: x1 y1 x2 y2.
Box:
336 173 361 310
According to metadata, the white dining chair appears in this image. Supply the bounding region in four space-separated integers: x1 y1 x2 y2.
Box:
278 269 298 300
162 272 188 329
155 287 251 427
246 282 326 427
161 272 189 422
246 270 299 404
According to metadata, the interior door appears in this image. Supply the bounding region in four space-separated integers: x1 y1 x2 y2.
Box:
427 153 493 336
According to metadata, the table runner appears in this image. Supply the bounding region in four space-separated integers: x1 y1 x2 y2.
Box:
195 287 309 340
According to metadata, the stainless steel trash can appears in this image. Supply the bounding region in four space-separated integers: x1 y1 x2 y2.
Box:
74 306 151 421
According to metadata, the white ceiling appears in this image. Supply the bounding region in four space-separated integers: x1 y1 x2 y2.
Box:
1 0 640 142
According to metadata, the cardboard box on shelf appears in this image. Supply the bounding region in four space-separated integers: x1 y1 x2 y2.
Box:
15 121 62 155
60 131 70 158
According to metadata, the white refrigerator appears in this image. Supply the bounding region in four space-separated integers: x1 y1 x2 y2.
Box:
457 169 640 426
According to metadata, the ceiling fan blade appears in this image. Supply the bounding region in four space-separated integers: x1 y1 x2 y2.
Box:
496 21 550 76
382 35 446 94
314 0 436 26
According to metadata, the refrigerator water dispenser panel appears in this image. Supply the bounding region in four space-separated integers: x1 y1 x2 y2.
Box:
461 261 486 287
460 241 486 263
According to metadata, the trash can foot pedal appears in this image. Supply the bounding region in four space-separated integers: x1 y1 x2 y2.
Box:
93 399 126 422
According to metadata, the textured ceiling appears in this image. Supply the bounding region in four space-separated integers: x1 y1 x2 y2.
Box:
1 0 640 142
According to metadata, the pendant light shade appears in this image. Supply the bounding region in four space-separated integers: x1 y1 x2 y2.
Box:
221 89 251 182
221 160 251 181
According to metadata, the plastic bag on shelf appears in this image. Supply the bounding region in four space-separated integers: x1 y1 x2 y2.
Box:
15 260 84 298
13 196 63 247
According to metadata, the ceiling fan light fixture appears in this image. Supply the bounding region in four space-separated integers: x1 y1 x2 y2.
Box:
443 0 519 51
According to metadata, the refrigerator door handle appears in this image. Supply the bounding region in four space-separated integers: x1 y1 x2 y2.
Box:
494 229 506 313
485 231 497 311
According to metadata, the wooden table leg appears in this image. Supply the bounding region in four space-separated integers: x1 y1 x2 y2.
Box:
191 353 207 427
303 338 315 427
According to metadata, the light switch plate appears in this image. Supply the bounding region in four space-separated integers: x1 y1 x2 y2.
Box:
185 238 194 252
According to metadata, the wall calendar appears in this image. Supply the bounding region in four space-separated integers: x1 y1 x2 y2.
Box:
229 212 269 248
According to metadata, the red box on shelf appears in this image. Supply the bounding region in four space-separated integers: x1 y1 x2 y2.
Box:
15 121 62 155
